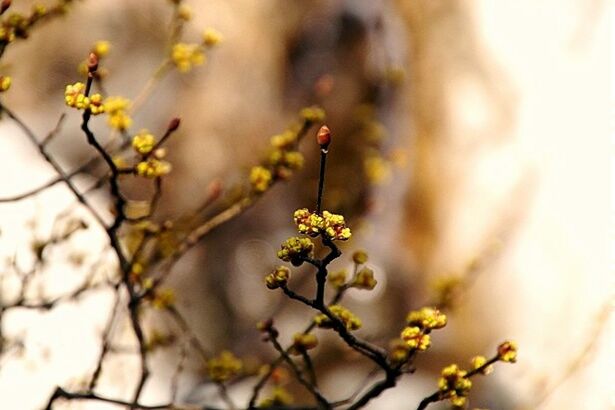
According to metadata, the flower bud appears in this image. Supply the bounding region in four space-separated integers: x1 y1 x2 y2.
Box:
87 52 99 73
167 117 181 132
316 125 331 148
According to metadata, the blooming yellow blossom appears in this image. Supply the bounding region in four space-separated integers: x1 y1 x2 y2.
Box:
136 158 172 178
470 355 493 375
206 351 242 382
250 166 272 193
438 364 472 408
64 82 105 114
292 208 351 241
171 42 205 72
497 341 518 363
400 326 431 351
406 307 447 330
388 338 410 363
328 269 347 289
352 250 368 264
202 27 223 46
277 237 314 266
0 76 11 91
265 266 291 289
177 4 193 21
289 333 318 355
104 96 132 130
314 305 361 331
132 130 156 155
352 267 377 290
92 40 111 57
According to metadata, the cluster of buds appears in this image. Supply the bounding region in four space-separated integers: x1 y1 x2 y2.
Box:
171 42 205 72
249 166 272 193
170 29 221 72
265 266 290 290
314 305 361 331
289 332 318 355
388 338 411 364
328 269 347 289
293 208 351 241
392 307 447 357
497 340 518 363
470 355 493 375
64 82 105 115
406 307 447 330
136 157 172 178
132 129 156 155
277 237 314 266
104 96 132 130
0 75 10 92
438 364 472 408
351 267 377 290
149 288 175 309
132 119 179 178
267 149 304 179
206 350 243 383
400 326 431 351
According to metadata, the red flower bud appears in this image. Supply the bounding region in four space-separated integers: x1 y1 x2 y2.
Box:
167 117 181 132
87 53 99 73
316 125 331 148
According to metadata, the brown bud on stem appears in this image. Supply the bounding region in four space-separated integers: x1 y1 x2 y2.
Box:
316 125 331 148
167 117 181 132
87 53 99 73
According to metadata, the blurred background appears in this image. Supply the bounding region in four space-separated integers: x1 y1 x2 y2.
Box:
0 0 612 409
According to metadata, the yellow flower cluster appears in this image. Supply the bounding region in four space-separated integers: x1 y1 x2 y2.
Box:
352 267 377 290
171 42 205 72
265 266 290 290
328 269 347 289
267 149 304 177
292 208 351 241
497 341 517 363
206 350 242 383
93 40 110 57
202 28 223 47
64 82 105 115
400 326 430 351
132 129 156 155
314 305 361 331
300 106 326 123
277 237 314 266
388 338 410 364
406 307 447 330
177 4 193 21
270 129 298 150
352 250 368 264
438 364 472 408
470 355 493 375
151 288 175 309
289 333 318 355
0 76 11 92
258 386 294 408
249 165 273 193
104 96 132 130
136 158 172 178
